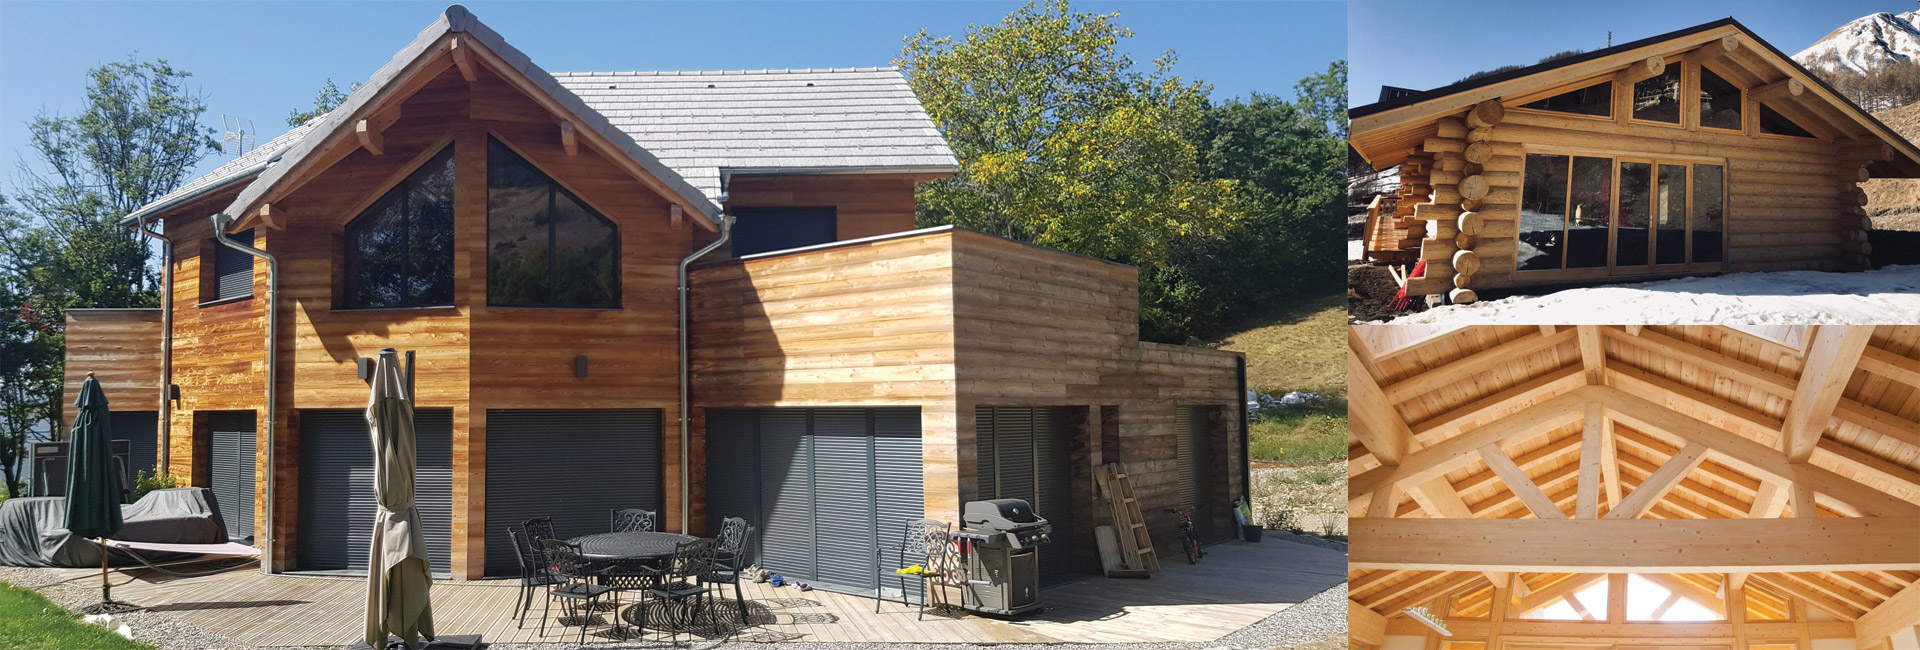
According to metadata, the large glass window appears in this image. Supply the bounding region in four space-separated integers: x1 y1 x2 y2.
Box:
1518 154 1569 271
1759 104 1816 138
1692 164 1725 264
1632 67 1681 124
1567 157 1613 269
1617 162 1652 267
1697 66 1742 130
342 146 455 309
1655 164 1688 265
487 137 619 309
1520 80 1612 117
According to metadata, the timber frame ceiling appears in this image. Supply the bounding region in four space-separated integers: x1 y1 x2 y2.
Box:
1348 18 1920 177
1347 325 1920 647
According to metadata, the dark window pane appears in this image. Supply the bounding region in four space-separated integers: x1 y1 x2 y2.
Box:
342 146 455 309
731 207 839 256
1759 104 1816 138
1656 164 1688 265
1617 162 1652 268
1567 157 1612 269
1698 66 1742 130
1521 80 1612 117
487 137 620 308
1632 67 1681 124
1692 164 1724 264
1518 154 1569 271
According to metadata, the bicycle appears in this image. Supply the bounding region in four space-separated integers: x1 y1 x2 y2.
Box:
1166 506 1204 564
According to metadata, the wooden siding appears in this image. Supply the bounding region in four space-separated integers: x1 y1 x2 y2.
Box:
61 309 164 422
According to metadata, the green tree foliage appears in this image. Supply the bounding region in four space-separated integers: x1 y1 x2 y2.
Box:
286 77 362 127
899 1 1344 341
899 0 1241 270
1 57 214 493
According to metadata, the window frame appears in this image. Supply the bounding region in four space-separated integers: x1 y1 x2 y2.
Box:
201 228 257 307
1516 147 1729 281
1505 75 1618 123
1755 102 1824 141
1694 62 1745 134
1626 57 1686 129
335 143 459 311
484 134 623 311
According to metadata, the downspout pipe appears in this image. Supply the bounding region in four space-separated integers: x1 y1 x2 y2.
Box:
211 213 278 574
134 221 172 471
677 212 732 536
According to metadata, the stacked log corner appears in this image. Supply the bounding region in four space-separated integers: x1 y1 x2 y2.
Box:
1410 99 1510 304
1837 142 1887 270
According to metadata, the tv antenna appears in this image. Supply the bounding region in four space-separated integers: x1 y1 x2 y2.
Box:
220 115 256 157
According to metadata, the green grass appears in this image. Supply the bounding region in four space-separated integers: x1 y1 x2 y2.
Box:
1209 292 1347 464
0 582 154 650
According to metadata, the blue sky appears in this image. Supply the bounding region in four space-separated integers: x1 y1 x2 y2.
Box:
0 1 1344 193
1349 0 1907 107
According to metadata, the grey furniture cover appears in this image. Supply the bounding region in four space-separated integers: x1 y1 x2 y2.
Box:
0 487 229 567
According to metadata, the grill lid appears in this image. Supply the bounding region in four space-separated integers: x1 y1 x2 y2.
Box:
963 498 1045 532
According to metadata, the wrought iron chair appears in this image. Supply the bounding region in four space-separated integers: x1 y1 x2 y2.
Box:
706 517 756 625
875 518 951 619
523 516 557 544
610 508 657 533
639 537 721 643
507 527 564 628
536 538 616 644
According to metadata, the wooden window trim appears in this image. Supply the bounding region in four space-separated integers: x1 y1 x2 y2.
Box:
1626 56 1686 130
1505 76 1616 122
1695 61 1746 135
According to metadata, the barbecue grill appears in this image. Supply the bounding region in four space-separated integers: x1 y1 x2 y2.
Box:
956 498 1052 616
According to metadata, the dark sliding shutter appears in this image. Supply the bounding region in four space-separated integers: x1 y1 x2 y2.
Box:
212 229 255 301
483 409 662 577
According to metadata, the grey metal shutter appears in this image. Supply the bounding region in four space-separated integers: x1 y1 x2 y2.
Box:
730 207 837 257
1176 406 1199 507
703 409 761 548
212 229 255 300
208 412 256 542
975 406 1074 579
110 411 158 484
871 408 925 599
811 409 876 591
297 409 453 575
757 409 813 583
483 409 662 577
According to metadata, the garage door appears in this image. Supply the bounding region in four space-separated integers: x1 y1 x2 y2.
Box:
705 407 922 597
110 411 158 484
976 406 1075 580
297 409 453 575
207 412 256 542
484 409 662 577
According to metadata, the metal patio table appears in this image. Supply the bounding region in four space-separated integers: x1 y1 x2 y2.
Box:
567 531 699 638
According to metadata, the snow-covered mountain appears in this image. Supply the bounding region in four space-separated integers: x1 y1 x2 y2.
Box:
1794 11 1920 74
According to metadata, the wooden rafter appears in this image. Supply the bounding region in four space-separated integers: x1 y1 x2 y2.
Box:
1349 517 1920 573
1606 442 1709 519
1578 403 1603 518
1350 390 1587 502
1481 443 1567 519
1383 328 1578 403
1779 326 1873 462
1604 327 1797 398
1350 346 1416 466
1577 325 1606 384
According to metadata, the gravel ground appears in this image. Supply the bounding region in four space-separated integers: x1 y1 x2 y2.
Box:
2 539 1347 650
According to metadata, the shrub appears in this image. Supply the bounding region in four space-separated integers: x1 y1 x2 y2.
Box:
130 470 178 502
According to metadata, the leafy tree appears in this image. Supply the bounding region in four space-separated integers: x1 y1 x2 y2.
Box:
898 0 1241 272
286 77 361 127
2 57 214 486
1293 61 1348 141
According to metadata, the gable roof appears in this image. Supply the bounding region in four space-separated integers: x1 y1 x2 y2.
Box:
551 68 957 202
128 5 959 228
1348 17 1920 177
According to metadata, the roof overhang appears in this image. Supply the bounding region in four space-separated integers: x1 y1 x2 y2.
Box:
1349 18 1920 177
218 4 723 233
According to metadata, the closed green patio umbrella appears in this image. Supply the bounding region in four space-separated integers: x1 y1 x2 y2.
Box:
364 349 435 649
66 371 126 612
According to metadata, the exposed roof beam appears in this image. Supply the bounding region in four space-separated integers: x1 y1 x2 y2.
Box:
1350 517 1920 573
449 36 477 82
1606 364 1783 443
1351 390 1588 502
1351 346 1417 465
1607 442 1710 519
1382 571 1488 616
1749 573 1863 621
1482 443 1567 519
1858 346 1920 388
1814 438 1920 496
1577 325 1607 384
1853 579 1920 648
1384 328 1578 403
1578 403 1604 518
1604 328 1797 397
1833 399 1920 450
1518 574 1608 614
1749 78 1806 103
354 119 384 156
1409 364 1585 444
1350 599 1387 646
1622 54 1670 84
1780 326 1873 462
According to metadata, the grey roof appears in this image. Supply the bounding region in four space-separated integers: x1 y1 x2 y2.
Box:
129 5 955 225
552 68 957 200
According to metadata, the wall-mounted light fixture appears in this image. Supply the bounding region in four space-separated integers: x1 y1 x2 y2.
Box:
357 357 374 382
168 384 181 405
575 355 589 378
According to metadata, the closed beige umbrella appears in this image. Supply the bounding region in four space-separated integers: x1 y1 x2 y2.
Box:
365 348 435 649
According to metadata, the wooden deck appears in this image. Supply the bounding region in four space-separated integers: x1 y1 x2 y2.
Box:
35 539 1342 646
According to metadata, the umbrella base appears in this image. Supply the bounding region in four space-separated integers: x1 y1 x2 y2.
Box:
79 600 140 615
347 634 481 650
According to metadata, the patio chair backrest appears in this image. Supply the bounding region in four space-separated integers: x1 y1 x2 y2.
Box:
664 537 720 581
610 508 656 533
508 527 554 583
523 517 556 544
717 517 751 559
896 519 950 568
536 538 590 582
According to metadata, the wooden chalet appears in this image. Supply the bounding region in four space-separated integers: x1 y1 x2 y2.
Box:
1350 19 1920 303
1345 324 1920 650
59 5 1247 586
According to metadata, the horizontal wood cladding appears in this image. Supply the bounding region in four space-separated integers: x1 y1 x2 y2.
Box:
62 309 163 418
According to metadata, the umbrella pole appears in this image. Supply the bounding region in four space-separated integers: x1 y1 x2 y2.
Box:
100 538 109 604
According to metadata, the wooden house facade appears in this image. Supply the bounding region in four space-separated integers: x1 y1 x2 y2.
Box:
1350 19 1920 303
1346 324 1920 650
60 6 1245 585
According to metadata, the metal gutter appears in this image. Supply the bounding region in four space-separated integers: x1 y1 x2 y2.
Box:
721 164 960 177
677 213 733 535
135 222 173 471
117 163 271 227
211 213 278 574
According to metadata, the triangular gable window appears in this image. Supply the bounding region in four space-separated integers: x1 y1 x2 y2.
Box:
1759 103 1816 138
1520 80 1612 117
341 145 456 309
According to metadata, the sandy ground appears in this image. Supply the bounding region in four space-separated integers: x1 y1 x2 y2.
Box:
1383 265 1920 325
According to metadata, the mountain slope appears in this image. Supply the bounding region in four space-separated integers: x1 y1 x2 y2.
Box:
1795 11 1920 74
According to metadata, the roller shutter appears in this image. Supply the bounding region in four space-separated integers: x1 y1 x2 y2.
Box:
109 411 158 484
296 409 453 575
211 229 255 301
483 409 662 577
704 407 922 597
207 412 256 542
976 406 1075 580
1175 405 1211 539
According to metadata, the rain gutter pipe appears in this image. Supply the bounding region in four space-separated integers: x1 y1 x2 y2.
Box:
135 221 173 470
677 210 732 536
211 213 278 574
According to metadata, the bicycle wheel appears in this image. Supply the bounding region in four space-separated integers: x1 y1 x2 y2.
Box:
1184 534 1198 564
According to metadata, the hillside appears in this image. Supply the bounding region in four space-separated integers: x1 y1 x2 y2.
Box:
1208 292 1346 464
1864 101 1920 231
1795 11 1920 74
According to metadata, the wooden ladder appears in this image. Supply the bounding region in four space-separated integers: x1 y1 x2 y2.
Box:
1094 463 1159 573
